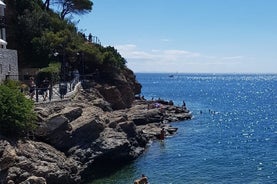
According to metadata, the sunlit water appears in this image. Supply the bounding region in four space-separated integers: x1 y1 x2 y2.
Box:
89 73 277 184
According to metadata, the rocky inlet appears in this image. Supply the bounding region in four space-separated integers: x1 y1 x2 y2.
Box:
0 69 192 184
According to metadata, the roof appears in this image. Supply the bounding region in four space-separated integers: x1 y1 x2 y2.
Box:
0 38 7 45
0 1 6 7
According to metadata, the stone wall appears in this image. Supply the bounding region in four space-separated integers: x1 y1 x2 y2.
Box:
0 48 18 82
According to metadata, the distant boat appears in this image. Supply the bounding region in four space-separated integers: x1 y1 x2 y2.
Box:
168 75 174 78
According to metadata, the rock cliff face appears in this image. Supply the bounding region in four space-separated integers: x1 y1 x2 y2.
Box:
0 139 81 184
95 67 142 110
0 71 192 184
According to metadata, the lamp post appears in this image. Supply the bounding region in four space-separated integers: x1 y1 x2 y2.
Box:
54 51 66 82
77 52 85 77
54 50 67 99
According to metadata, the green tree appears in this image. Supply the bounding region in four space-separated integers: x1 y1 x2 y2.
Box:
42 0 93 19
14 0 51 67
57 0 93 20
0 80 37 137
7 0 127 77
101 46 127 69
43 0 51 10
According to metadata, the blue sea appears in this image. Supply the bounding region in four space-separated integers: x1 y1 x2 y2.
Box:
91 73 277 184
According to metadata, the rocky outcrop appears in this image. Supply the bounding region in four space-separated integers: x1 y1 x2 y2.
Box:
0 86 191 184
95 67 142 110
95 85 126 110
0 140 16 172
0 139 82 184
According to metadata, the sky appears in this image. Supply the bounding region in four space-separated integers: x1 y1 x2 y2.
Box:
75 0 277 73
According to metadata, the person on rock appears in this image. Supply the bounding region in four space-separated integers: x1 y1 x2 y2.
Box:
160 128 166 140
134 174 148 184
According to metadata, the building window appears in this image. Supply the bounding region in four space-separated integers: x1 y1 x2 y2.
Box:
0 64 2 74
8 64 11 72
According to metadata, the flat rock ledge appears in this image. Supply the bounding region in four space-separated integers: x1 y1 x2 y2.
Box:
0 90 192 184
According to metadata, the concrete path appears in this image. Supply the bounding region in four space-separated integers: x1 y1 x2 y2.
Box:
30 82 81 104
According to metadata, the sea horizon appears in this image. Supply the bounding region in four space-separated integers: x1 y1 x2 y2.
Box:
135 72 277 75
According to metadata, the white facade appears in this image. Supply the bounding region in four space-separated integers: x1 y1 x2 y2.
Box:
0 0 18 82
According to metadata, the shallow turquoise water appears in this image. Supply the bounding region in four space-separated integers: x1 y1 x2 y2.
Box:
90 73 277 184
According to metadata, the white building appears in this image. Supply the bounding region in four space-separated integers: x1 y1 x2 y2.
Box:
0 0 18 82
0 0 7 48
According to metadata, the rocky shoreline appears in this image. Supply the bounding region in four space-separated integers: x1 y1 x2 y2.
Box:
0 68 192 183
0 88 191 184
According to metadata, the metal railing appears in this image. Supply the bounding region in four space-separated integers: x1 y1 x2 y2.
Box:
4 74 84 103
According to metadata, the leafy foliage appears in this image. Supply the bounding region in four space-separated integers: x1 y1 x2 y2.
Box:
7 0 127 81
36 62 61 84
0 80 37 137
101 46 127 69
42 0 93 19
59 0 93 20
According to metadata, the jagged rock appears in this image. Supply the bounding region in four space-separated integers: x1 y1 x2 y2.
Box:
112 69 141 109
108 116 128 128
0 140 82 184
95 85 126 110
94 68 141 110
110 116 125 123
0 140 16 171
0 70 192 183
63 107 83 122
71 119 105 146
36 105 65 119
95 128 139 161
118 121 137 138
36 115 69 137
92 98 112 112
53 105 65 113
19 176 46 184
129 108 162 125
7 180 15 184
137 123 162 139
31 94 191 183
122 68 142 95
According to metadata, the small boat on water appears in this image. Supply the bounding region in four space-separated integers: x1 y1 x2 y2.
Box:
168 74 174 78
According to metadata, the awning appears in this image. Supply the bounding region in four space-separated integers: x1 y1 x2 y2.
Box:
0 1 5 7
0 38 7 45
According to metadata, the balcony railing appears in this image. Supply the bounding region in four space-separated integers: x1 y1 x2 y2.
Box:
0 16 5 28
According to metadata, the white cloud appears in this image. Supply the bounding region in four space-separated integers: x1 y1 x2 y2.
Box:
115 44 246 73
115 44 154 59
221 56 244 60
162 50 201 60
161 38 171 42
115 44 200 62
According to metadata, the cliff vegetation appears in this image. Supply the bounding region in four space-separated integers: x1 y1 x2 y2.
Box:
6 0 126 79
0 1 193 183
0 80 37 137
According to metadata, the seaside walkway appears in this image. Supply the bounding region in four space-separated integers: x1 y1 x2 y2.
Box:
30 81 82 104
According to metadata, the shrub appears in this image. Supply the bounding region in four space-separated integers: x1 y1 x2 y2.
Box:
0 80 37 137
36 62 60 85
